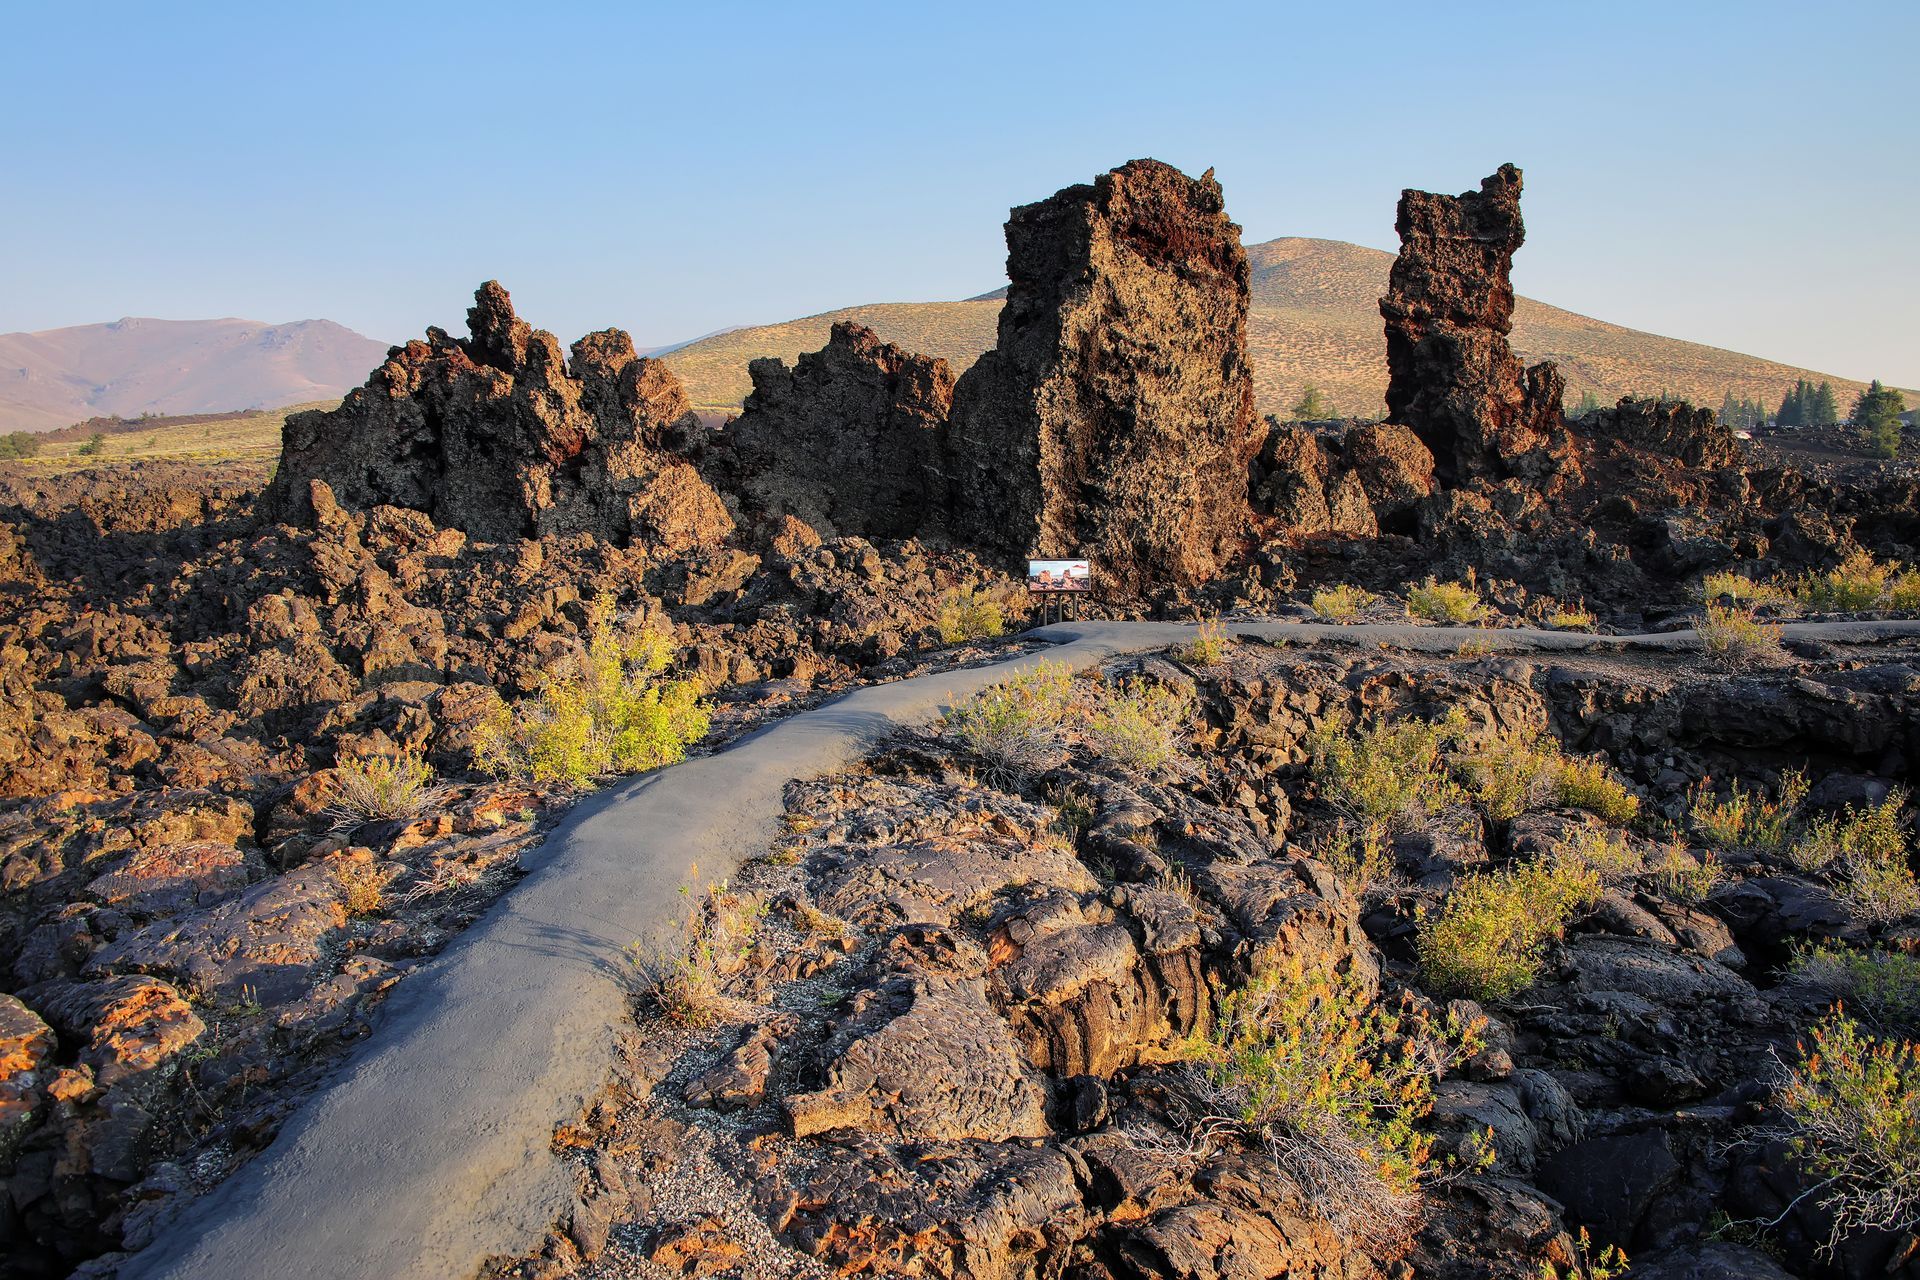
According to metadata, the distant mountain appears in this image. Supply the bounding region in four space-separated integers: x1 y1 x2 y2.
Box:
0 317 389 433
660 237 1892 419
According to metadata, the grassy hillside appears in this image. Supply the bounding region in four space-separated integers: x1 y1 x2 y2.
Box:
9 401 329 472
661 236 1894 420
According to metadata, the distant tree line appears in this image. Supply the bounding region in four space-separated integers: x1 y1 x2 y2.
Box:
1777 379 1842 429
1718 392 1768 432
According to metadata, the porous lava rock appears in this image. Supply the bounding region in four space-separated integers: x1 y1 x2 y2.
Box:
727 321 954 540
1583 396 1740 469
947 158 1260 594
1381 164 1568 486
262 282 732 550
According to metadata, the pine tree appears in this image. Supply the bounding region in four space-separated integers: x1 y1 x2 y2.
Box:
1812 381 1840 428
1778 382 1804 427
1291 385 1337 420
1854 379 1907 459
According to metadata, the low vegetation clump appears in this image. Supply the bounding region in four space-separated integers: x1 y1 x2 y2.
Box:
1309 712 1458 832
1454 726 1639 825
1086 677 1193 772
1795 549 1895 613
1838 840 1920 926
475 608 709 788
1178 617 1229 666
1316 820 1395 897
1418 858 1603 1001
633 883 766 1027
1690 771 1806 855
1556 825 1643 887
1310 584 1376 622
1777 1011 1920 1249
1792 789 1907 873
1651 846 1723 904
1791 945 1920 1034
1173 953 1485 1248
1700 569 1795 612
1544 600 1596 630
944 660 1077 783
1698 603 1786 670
0 431 42 459
934 586 1007 644
325 750 447 827
332 858 389 916
1406 576 1486 625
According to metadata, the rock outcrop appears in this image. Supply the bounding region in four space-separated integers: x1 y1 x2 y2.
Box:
947 159 1260 593
727 321 953 541
262 282 732 551
1583 396 1740 469
1380 165 1567 485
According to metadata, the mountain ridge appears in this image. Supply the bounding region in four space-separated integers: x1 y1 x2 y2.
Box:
659 235 1898 419
0 316 390 432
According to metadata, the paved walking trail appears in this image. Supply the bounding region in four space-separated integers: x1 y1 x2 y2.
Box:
120 618 1920 1280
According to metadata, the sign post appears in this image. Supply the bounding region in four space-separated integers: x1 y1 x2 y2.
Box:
1026 558 1091 625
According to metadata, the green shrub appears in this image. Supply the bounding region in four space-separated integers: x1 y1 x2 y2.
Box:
1699 604 1786 669
1545 600 1596 630
1792 944 1920 1034
1690 771 1806 855
631 883 766 1027
1840 842 1920 926
1701 569 1794 612
1179 617 1229 666
1794 790 1906 873
1454 727 1638 825
935 586 1007 644
1777 1011 1920 1248
1795 550 1893 613
1316 820 1396 897
943 660 1077 784
1311 584 1377 622
0 431 41 460
1086 677 1191 772
1175 952 1484 1247
1309 712 1458 832
1651 846 1723 904
326 750 446 827
1418 858 1602 1001
1406 576 1486 624
474 608 709 788
1888 572 1920 613
1556 825 1643 886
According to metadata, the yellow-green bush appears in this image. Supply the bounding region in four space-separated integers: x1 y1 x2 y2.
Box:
1652 846 1723 904
1545 600 1596 630
1179 617 1229 666
1176 953 1484 1246
1418 858 1602 1001
943 660 1077 783
1777 1011 1920 1247
1690 771 1806 855
1552 755 1641 824
1309 712 1459 832
1086 677 1192 772
1557 825 1643 886
1701 569 1795 612
935 586 1007 644
1454 727 1638 825
1795 549 1894 613
475 609 709 788
1699 604 1786 670
632 883 766 1027
1794 789 1906 872
327 750 445 826
1407 576 1486 624
1311 584 1377 622
1317 820 1395 897
1792 944 1920 1034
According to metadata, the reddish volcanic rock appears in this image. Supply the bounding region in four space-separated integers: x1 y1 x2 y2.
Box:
729 321 954 540
947 159 1260 593
1380 165 1568 486
263 282 732 552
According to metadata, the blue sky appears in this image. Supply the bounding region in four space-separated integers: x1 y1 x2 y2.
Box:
3 0 1915 384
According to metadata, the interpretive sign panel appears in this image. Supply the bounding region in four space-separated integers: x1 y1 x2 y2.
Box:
1026 559 1091 593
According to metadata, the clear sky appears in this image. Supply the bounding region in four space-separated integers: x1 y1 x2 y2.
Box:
3 0 1915 385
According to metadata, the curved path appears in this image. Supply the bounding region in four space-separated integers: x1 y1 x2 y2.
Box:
121 617 1920 1280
